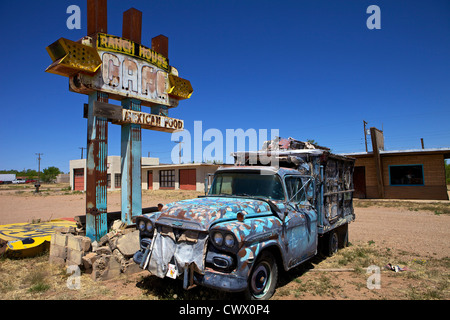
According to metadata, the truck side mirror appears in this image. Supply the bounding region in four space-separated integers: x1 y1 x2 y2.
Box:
204 177 209 195
204 173 215 195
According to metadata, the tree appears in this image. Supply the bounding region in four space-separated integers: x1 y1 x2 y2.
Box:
0 169 38 179
24 169 38 179
40 166 62 183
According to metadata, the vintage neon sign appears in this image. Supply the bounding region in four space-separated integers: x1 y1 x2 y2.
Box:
47 34 193 108
45 2 193 241
120 109 184 131
97 33 169 71
71 50 176 107
68 46 192 108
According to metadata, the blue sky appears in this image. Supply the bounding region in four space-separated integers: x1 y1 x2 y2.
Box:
0 0 449 173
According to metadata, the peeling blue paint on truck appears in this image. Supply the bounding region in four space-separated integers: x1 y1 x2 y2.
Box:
134 139 355 300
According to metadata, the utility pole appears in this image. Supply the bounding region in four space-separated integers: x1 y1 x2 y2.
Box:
35 153 43 193
363 120 368 152
174 141 184 164
79 147 87 159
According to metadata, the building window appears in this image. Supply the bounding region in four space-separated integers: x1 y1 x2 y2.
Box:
115 174 121 189
107 174 111 188
160 170 175 188
389 165 424 186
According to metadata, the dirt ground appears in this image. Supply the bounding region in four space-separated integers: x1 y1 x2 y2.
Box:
0 187 199 225
0 188 448 258
0 187 449 300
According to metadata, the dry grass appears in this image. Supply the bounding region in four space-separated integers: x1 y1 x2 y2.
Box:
142 189 204 202
354 199 450 215
0 183 74 197
1 241 448 300
275 241 450 300
0 192 448 300
0 253 130 300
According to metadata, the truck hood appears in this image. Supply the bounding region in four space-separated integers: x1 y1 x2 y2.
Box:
155 196 274 231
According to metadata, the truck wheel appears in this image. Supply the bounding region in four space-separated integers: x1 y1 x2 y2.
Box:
245 251 278 300
327 230 339 256
339 225 349 248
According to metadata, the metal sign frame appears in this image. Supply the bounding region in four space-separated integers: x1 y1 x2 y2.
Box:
45 1 193 241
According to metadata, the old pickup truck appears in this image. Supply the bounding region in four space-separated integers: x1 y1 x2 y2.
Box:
133 138 355 299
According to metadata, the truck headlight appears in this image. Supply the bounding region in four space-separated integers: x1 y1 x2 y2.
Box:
146 221 154 233
224 234 235 248
213 232 223 246
138 220 146 231
210 230 238 252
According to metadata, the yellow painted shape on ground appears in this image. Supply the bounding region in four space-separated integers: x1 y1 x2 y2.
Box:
0 219 76 241
0 219 76 258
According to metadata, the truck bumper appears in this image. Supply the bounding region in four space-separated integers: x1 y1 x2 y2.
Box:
133 249 248 293
195 269 248 292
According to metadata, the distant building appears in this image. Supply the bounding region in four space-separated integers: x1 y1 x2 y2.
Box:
142 163 223 192
69 156 223 192
70 156 159 191
342 128 450 200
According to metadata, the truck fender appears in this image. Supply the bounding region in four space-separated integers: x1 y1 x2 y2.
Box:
237 241 287 278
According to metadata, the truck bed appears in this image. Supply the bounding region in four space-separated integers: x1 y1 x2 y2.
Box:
232 146 355 235
318 154 355 234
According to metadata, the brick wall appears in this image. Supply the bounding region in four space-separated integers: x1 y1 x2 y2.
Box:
353 153 448 200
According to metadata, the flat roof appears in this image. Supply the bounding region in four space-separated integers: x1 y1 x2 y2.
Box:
142 163 229 169
341 147 450 158
216 165 301 177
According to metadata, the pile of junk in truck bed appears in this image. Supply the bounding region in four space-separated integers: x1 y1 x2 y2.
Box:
133 137 355 300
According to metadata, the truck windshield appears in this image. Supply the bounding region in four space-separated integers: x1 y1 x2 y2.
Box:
209 172 285 201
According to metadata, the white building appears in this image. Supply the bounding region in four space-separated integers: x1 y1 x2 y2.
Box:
70 156 159 191
142 163 223 192
69 156 223 192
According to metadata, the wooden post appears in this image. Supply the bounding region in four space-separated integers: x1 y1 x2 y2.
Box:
87 0 108 36
122 8 142 42
152 35 169 58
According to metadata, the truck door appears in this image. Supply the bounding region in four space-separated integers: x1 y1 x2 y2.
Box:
284 176 318 265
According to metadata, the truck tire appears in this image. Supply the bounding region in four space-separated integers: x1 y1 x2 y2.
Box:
339 224 349 249
244 251 278 300
327 230 339 257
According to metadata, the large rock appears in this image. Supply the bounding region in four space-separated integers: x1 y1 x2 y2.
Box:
67 234 91 252
91 254 121 281
82 252 98 272
116 230 140 258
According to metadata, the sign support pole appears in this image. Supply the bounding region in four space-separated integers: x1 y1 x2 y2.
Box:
121 98 142 225
86 91 109 241
45 2 193 235
119 8 143 225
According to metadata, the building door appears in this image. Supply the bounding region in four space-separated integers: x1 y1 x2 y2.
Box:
147 171 153 190
179 169 196 190
73 169 84 191
353 166 366 199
